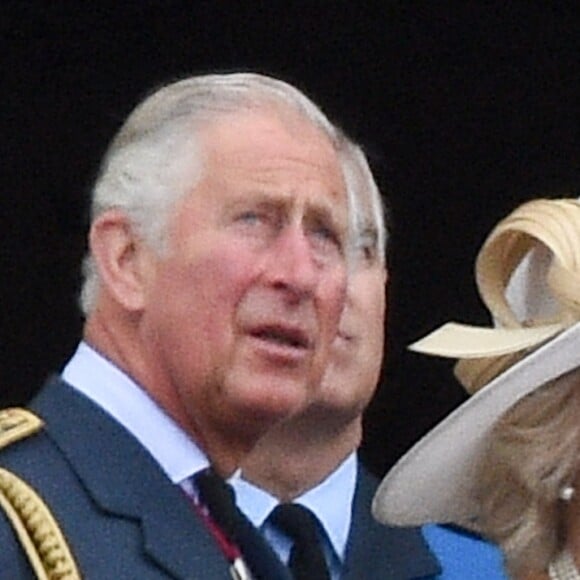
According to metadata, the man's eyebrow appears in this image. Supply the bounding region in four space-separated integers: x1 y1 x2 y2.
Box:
308 200 348 227
226 191 285 209
232 188 348 224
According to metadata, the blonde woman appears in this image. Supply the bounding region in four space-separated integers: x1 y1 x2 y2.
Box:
373 198 580 579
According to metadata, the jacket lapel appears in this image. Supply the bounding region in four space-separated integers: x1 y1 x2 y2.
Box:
343 465 441 580
31 378 231 579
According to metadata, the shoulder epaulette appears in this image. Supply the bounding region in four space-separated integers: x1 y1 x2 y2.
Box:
0 408 81 578
0 408 44 451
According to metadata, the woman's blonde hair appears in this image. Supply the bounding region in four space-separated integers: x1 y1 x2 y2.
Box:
476 367 580 576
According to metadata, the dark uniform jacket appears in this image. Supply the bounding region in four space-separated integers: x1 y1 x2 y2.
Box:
0 377 234 579
0 377 506 579
343 465 441 579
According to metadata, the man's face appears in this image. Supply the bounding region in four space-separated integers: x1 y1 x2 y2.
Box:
140 108 348 441
314 220 387 421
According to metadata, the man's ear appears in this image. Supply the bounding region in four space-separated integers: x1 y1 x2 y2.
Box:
89 209 155 312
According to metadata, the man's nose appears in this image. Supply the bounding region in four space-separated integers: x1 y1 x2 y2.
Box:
262 224 319 301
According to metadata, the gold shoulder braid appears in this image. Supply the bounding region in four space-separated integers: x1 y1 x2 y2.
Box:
0 407 44 451
0 408 81 579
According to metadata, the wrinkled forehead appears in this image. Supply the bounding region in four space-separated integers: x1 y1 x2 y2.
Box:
198 106 348 199
201 103 341 157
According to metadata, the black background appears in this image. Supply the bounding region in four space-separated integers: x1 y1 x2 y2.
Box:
1 2 578 476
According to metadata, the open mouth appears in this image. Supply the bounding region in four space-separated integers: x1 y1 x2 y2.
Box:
252 325 310 350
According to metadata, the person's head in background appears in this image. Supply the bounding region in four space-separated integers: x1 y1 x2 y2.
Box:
242 139 388 499
79 72 357 475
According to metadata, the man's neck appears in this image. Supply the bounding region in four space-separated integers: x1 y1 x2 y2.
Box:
83 313 255 478
242 413 362 501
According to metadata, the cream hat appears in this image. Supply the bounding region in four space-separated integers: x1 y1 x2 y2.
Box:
372 198 580 530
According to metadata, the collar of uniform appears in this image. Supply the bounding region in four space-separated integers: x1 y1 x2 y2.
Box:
61 341 210 484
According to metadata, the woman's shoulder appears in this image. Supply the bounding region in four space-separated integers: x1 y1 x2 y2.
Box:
422 523 508 580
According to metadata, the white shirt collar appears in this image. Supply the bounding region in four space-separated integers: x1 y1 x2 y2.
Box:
62 341 357 561
61 342 209 484
233 452 357 562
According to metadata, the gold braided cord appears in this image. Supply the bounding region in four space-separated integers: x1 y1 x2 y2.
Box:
0 408 81 579
0 469 81 579
0 480 48 580
0 408 44 451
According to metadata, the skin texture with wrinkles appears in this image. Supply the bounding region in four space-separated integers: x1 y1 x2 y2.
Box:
84 106 350 475
242 181 387 500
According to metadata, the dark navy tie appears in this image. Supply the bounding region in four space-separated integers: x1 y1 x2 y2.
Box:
269 503 330 580
195 469 292 580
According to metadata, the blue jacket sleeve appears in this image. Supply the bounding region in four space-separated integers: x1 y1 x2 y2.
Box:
423 523 508 579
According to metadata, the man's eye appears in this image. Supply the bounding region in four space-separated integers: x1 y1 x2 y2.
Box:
314 225 337 242
237 211 262 224
311 224 343 255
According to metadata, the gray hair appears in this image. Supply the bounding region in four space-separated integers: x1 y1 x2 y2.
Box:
476 367 580 576
340 141 388 266
80 72 347 314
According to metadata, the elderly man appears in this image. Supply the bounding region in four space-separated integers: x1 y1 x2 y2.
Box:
234 142 507 579
0 73 354 578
